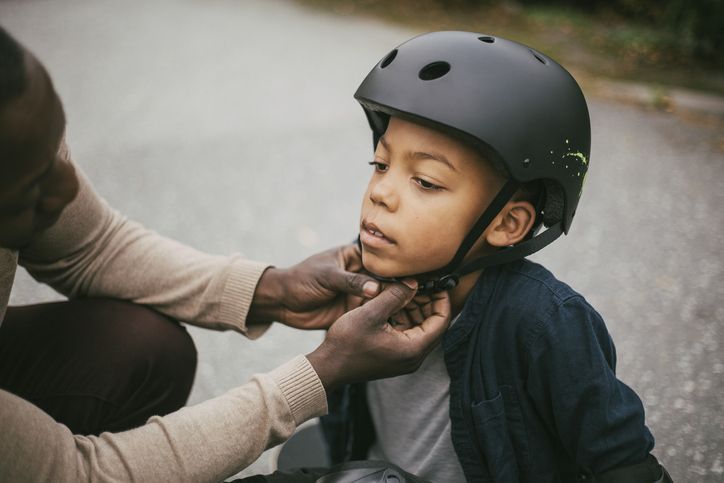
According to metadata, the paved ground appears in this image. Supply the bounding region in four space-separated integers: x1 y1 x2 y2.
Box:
2 0 723 480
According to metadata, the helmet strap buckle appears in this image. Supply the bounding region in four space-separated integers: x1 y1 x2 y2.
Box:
418 274 459 295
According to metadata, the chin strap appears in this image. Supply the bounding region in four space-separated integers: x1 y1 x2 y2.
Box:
404 221 563 294
359 179 565 295
432 179 522 277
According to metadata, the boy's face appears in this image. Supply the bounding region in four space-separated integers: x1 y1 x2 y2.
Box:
359 117 503 278
0 51 78 249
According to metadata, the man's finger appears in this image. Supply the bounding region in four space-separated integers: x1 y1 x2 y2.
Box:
345 293 365 311
403 302 425 325
359 280 418 323
325 267 380 298
389 311 415 330
323 245 380 298
339 244 364 272
340 246 380 297
400 291 451 349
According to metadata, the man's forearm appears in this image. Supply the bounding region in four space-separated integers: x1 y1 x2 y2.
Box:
0 356 326 482
19 162 271 334
246 267 287 325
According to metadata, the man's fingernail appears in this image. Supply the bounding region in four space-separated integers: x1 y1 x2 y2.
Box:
363 281 380 295
402 279 418 290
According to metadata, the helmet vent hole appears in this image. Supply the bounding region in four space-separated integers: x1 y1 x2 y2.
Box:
530 50 548 64
380 49 398 69
419 61 450 81
478 36 495 43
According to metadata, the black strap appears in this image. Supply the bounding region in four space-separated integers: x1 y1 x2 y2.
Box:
454 222 564 277
411 223 563 294
434 179 520 277
593 454 671 483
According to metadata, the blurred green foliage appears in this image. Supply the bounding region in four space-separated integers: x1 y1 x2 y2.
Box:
296 0 724 93
460 0 724 65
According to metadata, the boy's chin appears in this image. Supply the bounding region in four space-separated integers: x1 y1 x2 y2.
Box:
361 253 408 279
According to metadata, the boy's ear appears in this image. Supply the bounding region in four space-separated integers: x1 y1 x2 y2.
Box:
485 200 536 247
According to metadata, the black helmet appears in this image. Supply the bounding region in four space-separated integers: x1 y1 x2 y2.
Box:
355 31 591 293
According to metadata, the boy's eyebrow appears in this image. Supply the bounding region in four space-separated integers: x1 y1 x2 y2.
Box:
379 136 457 172
412 150 457 172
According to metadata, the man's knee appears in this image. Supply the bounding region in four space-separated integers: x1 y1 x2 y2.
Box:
0 298 198 433
109 300 198 396
86 300 198 430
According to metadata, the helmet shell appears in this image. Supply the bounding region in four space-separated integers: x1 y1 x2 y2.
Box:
354 31 591 233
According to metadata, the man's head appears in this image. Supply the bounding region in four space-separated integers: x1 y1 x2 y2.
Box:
354 31 590 290
359 116 537 278
0 27 78 249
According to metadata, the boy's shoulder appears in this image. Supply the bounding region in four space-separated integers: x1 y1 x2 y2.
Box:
459 259 613 362
494 258 581 306
469 258 606 337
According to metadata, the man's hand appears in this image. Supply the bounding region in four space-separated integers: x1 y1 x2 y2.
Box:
306 280 451 391
386 292 442 330
247 245 380 330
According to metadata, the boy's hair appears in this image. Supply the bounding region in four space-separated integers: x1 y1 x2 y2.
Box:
471 140 545 235
472 145 543 211
0 26 27 109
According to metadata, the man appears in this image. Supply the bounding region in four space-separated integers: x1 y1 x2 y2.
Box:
0 26 450 481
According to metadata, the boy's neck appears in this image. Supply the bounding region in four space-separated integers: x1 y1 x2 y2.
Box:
448 270 484 317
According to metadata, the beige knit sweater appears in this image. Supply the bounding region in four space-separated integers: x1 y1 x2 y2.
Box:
0 144 327 482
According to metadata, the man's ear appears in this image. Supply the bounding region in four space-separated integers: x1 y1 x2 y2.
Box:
485 201 536 247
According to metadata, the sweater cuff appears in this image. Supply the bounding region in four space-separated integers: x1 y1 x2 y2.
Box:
219 257 272 339
270 355 328 425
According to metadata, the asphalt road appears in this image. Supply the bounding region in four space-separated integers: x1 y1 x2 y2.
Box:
2 0 723 480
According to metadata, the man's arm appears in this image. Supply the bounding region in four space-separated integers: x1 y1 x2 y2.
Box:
0 355 325 482
1 281 450 482
17 147 381 336
18 149 269 335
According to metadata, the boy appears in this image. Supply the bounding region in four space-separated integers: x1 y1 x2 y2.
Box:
322 31 673 483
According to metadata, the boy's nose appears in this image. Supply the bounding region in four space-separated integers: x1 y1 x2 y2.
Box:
369 179 398 211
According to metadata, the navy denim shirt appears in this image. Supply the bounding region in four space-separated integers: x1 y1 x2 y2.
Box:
322 259 655 482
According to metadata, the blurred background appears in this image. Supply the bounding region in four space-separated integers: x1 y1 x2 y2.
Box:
2 0 723 480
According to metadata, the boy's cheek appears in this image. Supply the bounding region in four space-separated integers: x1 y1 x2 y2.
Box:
360 249 374 272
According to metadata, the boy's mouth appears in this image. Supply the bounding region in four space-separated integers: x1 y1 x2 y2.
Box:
360 220 396 247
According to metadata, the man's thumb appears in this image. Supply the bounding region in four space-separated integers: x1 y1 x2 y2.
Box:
361 279 418 323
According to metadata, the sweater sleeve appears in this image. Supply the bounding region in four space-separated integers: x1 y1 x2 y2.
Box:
525 296 655 474
0 355 327 482
18 143 269 337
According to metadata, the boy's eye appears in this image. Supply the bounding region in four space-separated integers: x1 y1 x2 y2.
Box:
368 161 389 172
414 177 442 191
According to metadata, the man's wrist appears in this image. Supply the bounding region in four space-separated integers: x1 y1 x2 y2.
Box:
247 267 287 325
306 345 342 392
270 355 329 423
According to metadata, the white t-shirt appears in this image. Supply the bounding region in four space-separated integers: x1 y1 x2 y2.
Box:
366 339 466 482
